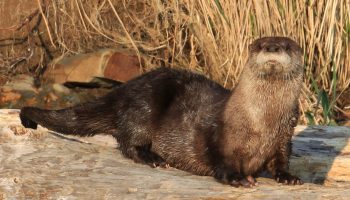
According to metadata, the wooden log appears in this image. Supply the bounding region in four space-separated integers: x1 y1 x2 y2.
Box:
1 109 349 199
292 126 350 184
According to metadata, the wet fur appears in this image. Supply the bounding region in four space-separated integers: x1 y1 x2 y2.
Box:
20 37 304 187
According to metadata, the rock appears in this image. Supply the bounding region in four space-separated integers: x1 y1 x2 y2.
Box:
1 109 350 198
104 51 141 82
3 75 36 93
0 91 21 103
52 83 70 94
0 75 38 107
43 50 141 84
0 86 12 93
0 73 112 109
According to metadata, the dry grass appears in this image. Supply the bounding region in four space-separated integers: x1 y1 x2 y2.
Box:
4 0 350 124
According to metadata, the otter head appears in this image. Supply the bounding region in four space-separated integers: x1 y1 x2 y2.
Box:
247 37 303 80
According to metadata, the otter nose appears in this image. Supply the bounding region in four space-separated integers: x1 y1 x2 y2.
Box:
264 44 281 52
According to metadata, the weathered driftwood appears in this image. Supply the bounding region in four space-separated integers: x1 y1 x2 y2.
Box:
0 109 349 199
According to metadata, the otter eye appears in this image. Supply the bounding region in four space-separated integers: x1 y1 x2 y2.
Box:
285 44 291 51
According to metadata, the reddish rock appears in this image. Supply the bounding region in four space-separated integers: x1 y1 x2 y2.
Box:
0 92 21 103
343 110 350 126
103 52 141 82
43 50 113 84
1 86 12 93
43 50 141 84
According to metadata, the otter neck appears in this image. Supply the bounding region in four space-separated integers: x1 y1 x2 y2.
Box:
224 68 302 130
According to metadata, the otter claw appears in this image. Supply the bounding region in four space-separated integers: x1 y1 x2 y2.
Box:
151 162 170 168
275 171 303 185
215 169 257 187
230 176 256 188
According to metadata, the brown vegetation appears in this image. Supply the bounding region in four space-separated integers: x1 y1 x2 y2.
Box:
0 0 349 125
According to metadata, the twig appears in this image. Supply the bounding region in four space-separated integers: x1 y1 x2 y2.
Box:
74 0 87 30
107 0 141 63
9 54 32 70
0 15 42 47
139 44 167 52
36 0 56 48
0 9 39 31
77 0 118 43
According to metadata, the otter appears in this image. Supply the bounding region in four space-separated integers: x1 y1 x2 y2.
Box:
20 37 304 187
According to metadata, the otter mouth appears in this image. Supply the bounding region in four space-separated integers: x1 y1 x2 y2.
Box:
256 60 295 80
262 60 284 73
265 60 279 65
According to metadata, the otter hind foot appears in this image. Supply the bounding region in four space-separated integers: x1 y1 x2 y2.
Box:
128 146 168 168
230 176 257 188
214 168 257 188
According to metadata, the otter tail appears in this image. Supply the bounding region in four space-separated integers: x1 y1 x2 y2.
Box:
20 101 115 137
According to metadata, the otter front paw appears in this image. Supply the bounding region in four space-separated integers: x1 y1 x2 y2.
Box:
150 159 170 168
215 169 257 187
275 171 303 185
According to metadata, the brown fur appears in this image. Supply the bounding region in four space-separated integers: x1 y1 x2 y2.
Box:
20 37 304 187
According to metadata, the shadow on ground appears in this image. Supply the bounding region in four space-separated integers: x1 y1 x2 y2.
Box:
290 126 350 184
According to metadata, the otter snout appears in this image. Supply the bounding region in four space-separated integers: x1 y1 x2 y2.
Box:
255 52 291 70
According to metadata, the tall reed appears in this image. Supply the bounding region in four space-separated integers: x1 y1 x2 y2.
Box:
42 0 350 124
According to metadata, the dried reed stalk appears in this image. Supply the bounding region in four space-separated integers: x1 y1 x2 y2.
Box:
43 0 349 124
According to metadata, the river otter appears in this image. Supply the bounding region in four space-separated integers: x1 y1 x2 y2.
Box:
20 37 304 187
